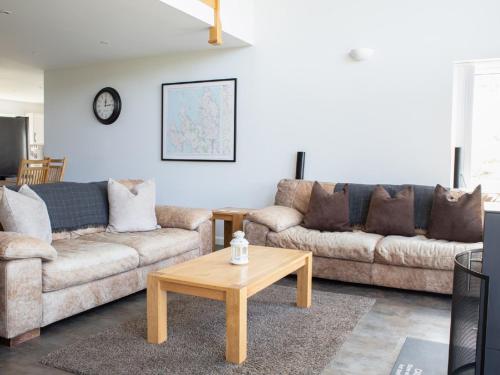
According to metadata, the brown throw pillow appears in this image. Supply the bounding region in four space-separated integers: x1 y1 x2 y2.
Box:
427 185 483 243
365 185 415 236
302 182 351 232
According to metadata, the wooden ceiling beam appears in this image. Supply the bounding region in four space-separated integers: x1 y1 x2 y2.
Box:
200 0 222 45
201 0 216 8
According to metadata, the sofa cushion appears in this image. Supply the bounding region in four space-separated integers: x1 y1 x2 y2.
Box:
107 179 158 233
80 228 200 266
427 184 483 243
374 235 482 271
302 182 351 232
246 206 303 233
365 185 415 237
266 225 383 263
44 239 139 292
274 179 336 214
51 226 107 241
0 185 52 243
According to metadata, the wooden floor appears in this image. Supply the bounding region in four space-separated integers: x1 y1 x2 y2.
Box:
0 276 451 375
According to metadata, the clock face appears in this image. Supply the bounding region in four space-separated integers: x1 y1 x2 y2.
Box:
93 87 121 125
95 92 115 120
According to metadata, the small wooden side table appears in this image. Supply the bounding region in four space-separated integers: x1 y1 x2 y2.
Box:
212 208 254 251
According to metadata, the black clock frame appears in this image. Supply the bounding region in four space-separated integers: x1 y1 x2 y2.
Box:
93 87 121 125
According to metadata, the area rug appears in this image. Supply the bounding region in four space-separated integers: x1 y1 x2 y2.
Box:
41 285 375 375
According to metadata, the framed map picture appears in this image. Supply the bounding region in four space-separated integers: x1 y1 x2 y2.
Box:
161 78 237 162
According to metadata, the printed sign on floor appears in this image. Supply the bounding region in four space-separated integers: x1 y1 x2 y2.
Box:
390 337 448 375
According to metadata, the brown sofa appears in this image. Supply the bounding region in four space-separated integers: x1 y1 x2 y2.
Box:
245 179 482 294
0 182 212 345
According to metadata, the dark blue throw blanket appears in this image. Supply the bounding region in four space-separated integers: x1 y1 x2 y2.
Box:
9 181 109 232
334 183 435 229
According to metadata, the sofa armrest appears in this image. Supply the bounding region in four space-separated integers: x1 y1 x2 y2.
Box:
155 206 213 231
0 232 57 261
0 258 43 339
196 220 213 255
245 205 303 232
244 222 270 246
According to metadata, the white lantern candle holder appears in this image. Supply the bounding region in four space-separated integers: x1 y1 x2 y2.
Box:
230 231 249 265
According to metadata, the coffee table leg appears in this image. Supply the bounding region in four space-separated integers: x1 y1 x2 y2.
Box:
147 275 167 344
226 287 247 364
296 254 312 308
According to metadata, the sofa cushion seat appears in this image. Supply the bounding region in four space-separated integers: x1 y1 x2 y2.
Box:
43 239 140 292
375 235 482 270
266 225 383 263
80 228 200 266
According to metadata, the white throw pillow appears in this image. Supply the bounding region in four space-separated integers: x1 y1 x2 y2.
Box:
0 186 52 243
107 179 158 232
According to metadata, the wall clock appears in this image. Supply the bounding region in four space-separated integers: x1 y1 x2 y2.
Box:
93 87 121 125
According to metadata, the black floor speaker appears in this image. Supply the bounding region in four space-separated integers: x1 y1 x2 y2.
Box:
453 147 462 188
296 152 305 180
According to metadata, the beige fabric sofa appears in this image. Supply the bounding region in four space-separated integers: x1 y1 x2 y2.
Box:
0 205 212 345
245 179 482 295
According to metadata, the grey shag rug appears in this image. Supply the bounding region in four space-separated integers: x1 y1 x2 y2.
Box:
41 285 375 375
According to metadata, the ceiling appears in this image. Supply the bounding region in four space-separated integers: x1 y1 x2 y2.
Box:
0 0 248 102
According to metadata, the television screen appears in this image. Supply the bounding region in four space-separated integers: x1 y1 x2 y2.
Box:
0 117 28 179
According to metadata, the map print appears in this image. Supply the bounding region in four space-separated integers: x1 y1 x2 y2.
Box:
162 80 235 161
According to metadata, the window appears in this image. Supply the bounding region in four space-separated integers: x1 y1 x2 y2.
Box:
452 59 500 193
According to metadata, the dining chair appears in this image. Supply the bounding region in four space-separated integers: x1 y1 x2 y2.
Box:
16 159 50 185
46 157 67 183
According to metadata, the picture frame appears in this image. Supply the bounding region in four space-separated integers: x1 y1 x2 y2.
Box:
161 78 237 162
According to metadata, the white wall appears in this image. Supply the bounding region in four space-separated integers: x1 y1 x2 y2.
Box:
0 99 43 116
45 0 500 211
220 0 255 44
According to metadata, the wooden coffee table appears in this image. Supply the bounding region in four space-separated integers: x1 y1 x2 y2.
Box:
147 246 312 364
